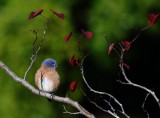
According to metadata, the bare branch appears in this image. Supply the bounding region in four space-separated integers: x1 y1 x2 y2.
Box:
24 19 49 80
104 99 116 113
90 100 119 118
79 87 119 118
119 61 160 109
63 105 81 115
130 26 150 44
119 40 160 110
142 93 150 118
116 25 160 116
0 60 95 118
80 56 130 118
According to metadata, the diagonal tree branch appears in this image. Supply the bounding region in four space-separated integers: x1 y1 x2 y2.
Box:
0 60 95 118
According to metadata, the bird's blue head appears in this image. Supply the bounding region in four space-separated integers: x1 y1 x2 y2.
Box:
42 58 58 69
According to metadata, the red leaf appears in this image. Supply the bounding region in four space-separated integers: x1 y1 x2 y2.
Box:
123 63 130 70
28 9 43 20
108 43 115 55
70 55 74 64
81 29 93 40
121 41 130 51
70 81 78 92
64 32 72 42
148 14 159 26
70 55 80 66
50 10 64 19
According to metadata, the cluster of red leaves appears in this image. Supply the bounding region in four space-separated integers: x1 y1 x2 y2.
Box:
121 41 131 51
107 13 160 70
70 55 80 66
70 81 78 92
108 12 160 55
65 30 93 67
66 30 93 91
28 9 64 20
64 29 93 43
108 41 131 70
108 41 131 55
148 13 160 26
65 30 93 91
108 13 160 55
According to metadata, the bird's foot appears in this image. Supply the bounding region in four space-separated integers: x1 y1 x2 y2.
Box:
47 92 54 102
38 90 42 95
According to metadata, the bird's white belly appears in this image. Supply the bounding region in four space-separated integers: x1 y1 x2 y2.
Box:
39 78 54 92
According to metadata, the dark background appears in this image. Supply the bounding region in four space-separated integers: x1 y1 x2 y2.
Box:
0 0 160 118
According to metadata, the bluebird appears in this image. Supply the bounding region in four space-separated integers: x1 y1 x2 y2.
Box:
35 58 60 94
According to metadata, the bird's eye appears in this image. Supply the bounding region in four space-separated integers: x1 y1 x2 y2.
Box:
52 63 55 66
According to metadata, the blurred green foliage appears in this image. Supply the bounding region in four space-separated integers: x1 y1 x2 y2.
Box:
0 0 160 118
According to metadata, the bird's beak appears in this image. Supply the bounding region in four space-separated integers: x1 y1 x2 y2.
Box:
56 64 59 67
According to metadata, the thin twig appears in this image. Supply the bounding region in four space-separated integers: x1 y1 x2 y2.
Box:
63 105 81 115
90 100 119 118
142 93 150 118
23 19 49 80
79 88 119 117
31 30 39 58
130 26 150 44
104 98 116 113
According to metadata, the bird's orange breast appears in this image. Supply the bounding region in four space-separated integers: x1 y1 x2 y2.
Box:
35 65 60 92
